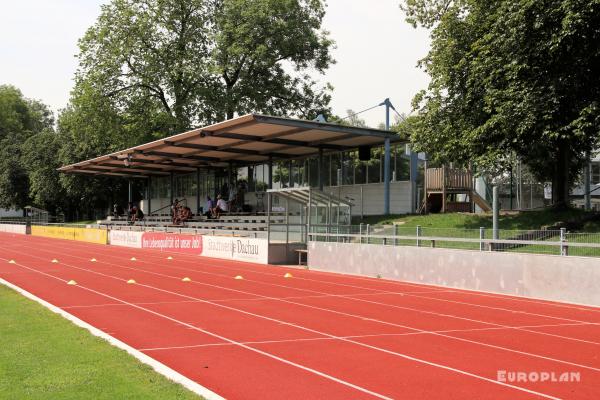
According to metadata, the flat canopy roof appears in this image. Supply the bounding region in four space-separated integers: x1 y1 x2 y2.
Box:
58 113 403 178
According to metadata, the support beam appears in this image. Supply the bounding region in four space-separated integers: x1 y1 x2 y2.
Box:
268 157 273 189
163 141 294 159
144 150 220 163
79 167 165 177
318 148 324 191
128 180 132 203
170 172 174 206
147 176 152 214
196 167 201 215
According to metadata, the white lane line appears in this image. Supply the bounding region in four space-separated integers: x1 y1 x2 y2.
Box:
0 277 225 400
3 257 569 399
15 231 600 314
2 260 393 400
46 238 598 326
32 242 600 347
5 244 600 371
66 235 596 314
139 322 596 352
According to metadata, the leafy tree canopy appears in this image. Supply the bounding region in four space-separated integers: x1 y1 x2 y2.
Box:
76 0 335 133
402 0 600 206
0 85 55 210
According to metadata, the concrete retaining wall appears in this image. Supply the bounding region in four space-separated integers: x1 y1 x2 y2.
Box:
308 241 600 307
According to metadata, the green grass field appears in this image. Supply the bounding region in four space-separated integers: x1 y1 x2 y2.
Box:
0 284 202 400
354 208 600 232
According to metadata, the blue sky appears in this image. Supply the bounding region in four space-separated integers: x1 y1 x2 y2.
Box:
0 0 430 127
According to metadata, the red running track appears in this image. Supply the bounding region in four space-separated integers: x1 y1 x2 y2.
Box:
1 232 599 399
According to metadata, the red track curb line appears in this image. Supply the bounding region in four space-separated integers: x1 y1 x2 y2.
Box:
0 277 225 400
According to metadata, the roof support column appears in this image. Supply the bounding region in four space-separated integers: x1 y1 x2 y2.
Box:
128 180 132 203
196 167 201 215
170 172 174 206
318 148 324 191
384 138 391 215
147 176 152 215
268 156 273 189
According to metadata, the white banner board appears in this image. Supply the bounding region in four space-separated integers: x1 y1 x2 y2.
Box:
201 236 269 264
109 230 143 248
0 223 27 234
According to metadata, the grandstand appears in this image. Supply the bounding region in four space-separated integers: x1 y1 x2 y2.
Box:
59 114 405 263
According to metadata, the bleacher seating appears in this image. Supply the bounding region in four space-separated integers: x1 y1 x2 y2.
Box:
99 213 286 232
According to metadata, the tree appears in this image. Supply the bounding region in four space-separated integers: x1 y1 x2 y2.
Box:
0 85 54 211
402 0 600 207
211 0 334 120
76 0 334 133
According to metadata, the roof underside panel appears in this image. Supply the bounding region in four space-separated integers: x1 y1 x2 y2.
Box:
58 114 404 177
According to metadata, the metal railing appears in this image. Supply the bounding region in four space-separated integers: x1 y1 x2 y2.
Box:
104 224 267 239
308 224 600 258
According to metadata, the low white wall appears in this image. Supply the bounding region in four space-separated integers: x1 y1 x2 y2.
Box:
308 241 600 307
321 181 412 215
246 181 413 216
0 223 27 234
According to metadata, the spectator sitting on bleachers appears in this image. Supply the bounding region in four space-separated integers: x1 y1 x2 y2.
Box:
205 196 214 218
113 202 124 218
213 194 228 218
129 202 144 224
180 206 192 223
171 198 181 224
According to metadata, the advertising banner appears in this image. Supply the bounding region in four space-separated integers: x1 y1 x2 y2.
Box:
141 232 203 254
0 223 27 234
31 226 107 244
73 228 107 244
109 230 143 248
201 236 268 264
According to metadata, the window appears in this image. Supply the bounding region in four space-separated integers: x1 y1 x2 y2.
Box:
308 157 319 188
272 161 289 188
341 151 354 185
367 152 381 183
395 146 410 181
592 164 600 185
330 153 341 186
322 155 331 187
354 154 366 185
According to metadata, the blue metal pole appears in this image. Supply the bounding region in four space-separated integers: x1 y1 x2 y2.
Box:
383 99 391 215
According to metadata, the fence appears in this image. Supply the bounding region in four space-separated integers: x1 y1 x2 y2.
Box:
308 224 600 258
100 224 268 239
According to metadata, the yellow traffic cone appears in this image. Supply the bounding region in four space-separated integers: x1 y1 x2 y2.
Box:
182 277 191 282
127 279 136 284
67 280 77 285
